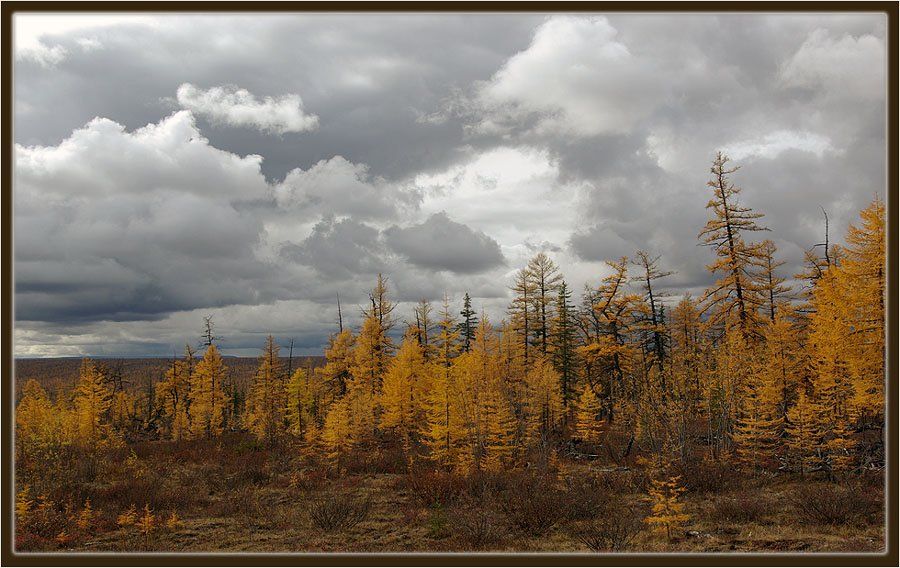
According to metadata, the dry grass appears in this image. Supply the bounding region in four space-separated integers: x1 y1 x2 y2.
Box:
14 434 886 553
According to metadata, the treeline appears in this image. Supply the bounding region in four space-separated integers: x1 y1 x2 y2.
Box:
16 153 885 484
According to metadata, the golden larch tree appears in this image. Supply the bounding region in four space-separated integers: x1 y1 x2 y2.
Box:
72 358 114 447
189 344 228 439
244 335 288 444
698 152 768 337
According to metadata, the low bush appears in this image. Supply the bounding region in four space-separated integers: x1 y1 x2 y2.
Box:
677 457 738 494
407 469 466 508
571 503 644 551
447 496 507 550
561 474 611 521
710 493 772 524
93 473 199 512
228 451 270 487
790 482 882 526
496 472 564 536
308 492 372 532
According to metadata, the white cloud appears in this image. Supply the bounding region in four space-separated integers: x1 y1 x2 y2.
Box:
416 146 580 254
474 16 665 137
272 156 420 223
779 28 885 101
176 83 319 135
14 111 273 323
14 14 157 66
724 130 838 161
15 110 267 200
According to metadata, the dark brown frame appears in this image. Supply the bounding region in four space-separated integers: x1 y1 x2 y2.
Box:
1 2 896 566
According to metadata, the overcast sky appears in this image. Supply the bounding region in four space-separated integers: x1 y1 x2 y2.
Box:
13 12 887 357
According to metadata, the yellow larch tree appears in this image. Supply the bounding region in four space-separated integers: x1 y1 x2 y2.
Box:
425 295 467 468
349 314 385 445
321 397 353 464
839 197 885 428
244 335 288 444
574 384 603 446
16 379 69 466
156 346 194 440
189 344 228 439
318 329 355 400
380 332 432 447
72 358 114 447
526 252 563 358
668 295 707 414
698 152 768 338
706 324 753 458
644 454 690 540
285 367 318 442
578 258 641 425
480 371 517 473
109 390 137 439
785 387 822 475
756 239 792 322
523 356 564 447
806 266 856 474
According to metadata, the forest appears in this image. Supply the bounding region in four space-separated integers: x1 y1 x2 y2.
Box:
14 153 886 553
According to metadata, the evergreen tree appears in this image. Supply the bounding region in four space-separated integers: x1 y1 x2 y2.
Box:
457 292 478 353
550 281 579 408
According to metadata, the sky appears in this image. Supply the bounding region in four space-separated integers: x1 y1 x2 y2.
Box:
12 12 887 357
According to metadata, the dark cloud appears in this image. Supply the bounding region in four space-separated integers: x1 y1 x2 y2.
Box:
384 212 506 274
281 217 387 280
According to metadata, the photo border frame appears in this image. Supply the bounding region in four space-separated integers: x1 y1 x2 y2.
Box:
1 2 896 565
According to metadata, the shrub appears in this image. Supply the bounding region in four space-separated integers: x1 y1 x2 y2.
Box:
447 497 507 550
210 486 259 518
287 467 329 492
676 457 737 494
93 474 198 512
710 493 772 524
790 482 882 526
407 469 465 508
426 505 450 540
463 470 511 501
308 492 372 532
561 474 611 521
571 503 644 551
231 451 269 487
496 472 564 536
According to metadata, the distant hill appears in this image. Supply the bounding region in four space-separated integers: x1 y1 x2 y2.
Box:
14 355 325 400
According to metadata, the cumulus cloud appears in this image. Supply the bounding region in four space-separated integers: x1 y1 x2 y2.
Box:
15 111 267 199
779 29 886 101
15 111 274 323
273 156 420 221
384 212 506 274
472 16 666 137
176 83 319 134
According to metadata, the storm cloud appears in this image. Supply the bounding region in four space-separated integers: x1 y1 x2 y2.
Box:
12 12 886 356
384 212 506 274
